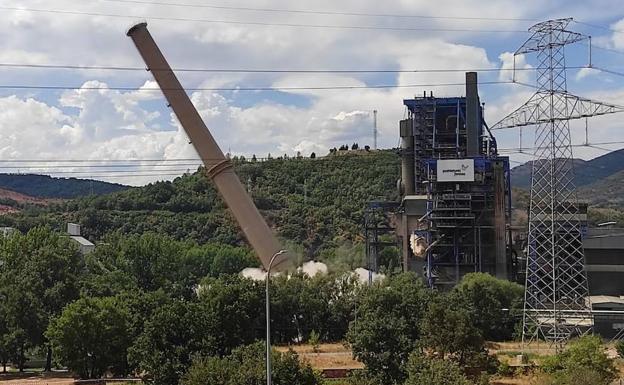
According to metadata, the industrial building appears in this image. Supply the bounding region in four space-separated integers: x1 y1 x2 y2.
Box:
66 223 95 255
366 72 513 288
363 68 624 336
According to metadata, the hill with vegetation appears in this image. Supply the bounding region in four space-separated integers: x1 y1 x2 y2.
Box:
0 174 128 199
4 149 624 260
510 149 624 189
0 151 401 263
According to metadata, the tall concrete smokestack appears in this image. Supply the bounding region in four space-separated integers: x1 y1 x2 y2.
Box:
465 72 480 157
400 119 414 195
126 23 289 270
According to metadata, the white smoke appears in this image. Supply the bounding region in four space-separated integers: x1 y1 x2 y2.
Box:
353 268 385 284
298 261 328 277
410 234 427 258
240 267 268 281
240 262 385 284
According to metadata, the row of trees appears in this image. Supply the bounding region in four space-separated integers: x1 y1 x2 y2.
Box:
45 272 522 385
0 227 356 382
346 273 522 384
0 227 527 384
0 228 255 374
346 273 619 385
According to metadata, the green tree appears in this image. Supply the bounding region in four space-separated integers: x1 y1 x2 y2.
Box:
346 273 430 383
197 275 264 355
0 227 84 371
269 272 333 344
128 300 217 385
46 297 131 378
420 292 485 366
321 273 359 341
405 353 471 385
0 296 12 372
208 245 258 276
114 290 172 353
81 233 255 298
455 273 524 341
181 342 321 385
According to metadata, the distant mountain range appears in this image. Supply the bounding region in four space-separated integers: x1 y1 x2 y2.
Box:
0 174 128 199
511 149 624 190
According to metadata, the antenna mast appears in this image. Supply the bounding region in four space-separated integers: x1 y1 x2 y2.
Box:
373 110 378 150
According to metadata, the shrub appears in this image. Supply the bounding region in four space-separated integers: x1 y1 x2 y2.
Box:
497 361 513 376
616 340 624 358
181 342 321 385
405 353 471 385
539 336 616 385
309 330 320 354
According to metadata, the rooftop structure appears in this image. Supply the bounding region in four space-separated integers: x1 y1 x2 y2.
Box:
66 223 95 255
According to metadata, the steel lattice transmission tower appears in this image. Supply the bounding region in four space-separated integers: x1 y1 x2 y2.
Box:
492 18 624 347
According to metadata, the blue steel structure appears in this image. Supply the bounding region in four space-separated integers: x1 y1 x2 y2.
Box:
399 89 514 288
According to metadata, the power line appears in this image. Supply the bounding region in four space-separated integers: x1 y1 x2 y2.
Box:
505 147 624 177
0 158 203 163
0 80 521 92
498 140 624 153
0 162 203 171
7 144 624 171
6 146 624 178
91 0 537 22
0 62 591 74
593 65 624 78
6 142 622 167
49 172 188 178
573 20 624 35
0 154 402 164
0 6 527 33
3 169 193 175
587 144 615 152
3 142 622 169
584 43 624 56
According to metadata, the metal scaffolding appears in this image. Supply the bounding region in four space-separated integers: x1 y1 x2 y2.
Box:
399 90 512 288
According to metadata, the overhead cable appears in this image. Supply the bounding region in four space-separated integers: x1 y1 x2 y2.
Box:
0 80 524 92
0 6 527 33
91 0 537 22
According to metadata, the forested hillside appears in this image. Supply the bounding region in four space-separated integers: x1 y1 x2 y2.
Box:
0 151 401 260
0 174 127 198
4 149 624 259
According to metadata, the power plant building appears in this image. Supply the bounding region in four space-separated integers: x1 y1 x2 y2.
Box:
367 73 513 288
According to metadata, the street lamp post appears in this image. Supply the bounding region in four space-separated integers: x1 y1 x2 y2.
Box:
266 249 287 385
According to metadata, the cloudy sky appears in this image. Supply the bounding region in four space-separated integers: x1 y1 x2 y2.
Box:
0 0 623 185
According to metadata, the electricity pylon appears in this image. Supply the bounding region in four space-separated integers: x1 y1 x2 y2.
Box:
492 18 624 348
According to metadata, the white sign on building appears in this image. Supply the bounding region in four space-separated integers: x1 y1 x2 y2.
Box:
436 159 475 182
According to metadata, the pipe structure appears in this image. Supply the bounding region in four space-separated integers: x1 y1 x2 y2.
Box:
126 23 289 270
465 72 480 157
399 119 414 196
493 160 508 279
